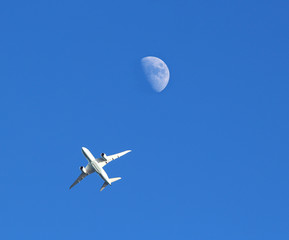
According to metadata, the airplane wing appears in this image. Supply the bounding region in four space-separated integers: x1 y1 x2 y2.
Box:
69 172 87 189
97 150 131 167
69 163 95 189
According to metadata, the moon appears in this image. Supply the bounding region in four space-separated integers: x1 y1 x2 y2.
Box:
141 56 170 92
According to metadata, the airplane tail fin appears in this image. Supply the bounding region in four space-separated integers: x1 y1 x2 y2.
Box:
100 177 121 191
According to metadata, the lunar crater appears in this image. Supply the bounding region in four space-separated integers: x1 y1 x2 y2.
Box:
141 56 170 92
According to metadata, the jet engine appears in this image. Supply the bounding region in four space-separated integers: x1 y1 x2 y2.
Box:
80 166 87 174
101 153 108 161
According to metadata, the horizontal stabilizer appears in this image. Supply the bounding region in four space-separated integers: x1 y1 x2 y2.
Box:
110 177 121 183
100 178 121 191
100 182 109 191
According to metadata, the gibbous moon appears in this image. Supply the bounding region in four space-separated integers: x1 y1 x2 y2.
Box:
141 56 170 92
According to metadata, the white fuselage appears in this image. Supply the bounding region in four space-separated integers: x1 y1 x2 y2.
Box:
81 147 111 185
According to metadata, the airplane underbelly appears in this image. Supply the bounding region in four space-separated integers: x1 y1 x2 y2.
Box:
90 160 110 184
101 170 109 182
91 161 101 174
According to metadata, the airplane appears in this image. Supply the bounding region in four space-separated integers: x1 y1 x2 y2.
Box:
69 147 131 191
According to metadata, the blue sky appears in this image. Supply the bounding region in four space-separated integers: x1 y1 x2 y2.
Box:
0 0 289 239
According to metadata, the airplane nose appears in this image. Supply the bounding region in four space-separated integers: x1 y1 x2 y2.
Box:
81 147 87 153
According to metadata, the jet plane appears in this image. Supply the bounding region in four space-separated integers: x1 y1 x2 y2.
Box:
70 147 131 191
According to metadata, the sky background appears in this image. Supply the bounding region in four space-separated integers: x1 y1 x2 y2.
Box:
0 0 289 239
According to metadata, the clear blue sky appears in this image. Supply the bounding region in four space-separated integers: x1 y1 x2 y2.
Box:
0 1 289 239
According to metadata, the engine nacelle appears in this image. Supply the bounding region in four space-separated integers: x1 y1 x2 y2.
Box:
101 153 108 161
80 166 87 174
